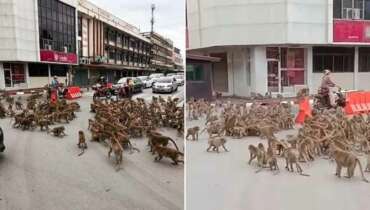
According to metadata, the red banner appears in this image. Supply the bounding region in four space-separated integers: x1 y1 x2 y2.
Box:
40 50 77 64
333 20 370 42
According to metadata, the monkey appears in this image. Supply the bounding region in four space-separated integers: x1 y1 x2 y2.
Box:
266 146 279 171
0 127 5 152
108 138 123 170
47 126 66 137
259 126 275 139
248 145 259 165
257 143 267 166
186 126 200 141
329 143 368 182
283 147 309 176
365 153 370 173
147 131 180 153
206 137 228 153
77 130 87 156
15 98 23 110
152 144 184 165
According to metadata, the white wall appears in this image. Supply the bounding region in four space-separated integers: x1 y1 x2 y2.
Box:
357 73 370 91
250 46 268 94
28 76 67 89
0 0 39 62
227 48 251 97
187 0 330 49
311 73 354 93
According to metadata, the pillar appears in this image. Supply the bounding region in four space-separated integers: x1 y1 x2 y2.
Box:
250 46 268 94
354 46 359 90
306 46 313 93
0 62 4 89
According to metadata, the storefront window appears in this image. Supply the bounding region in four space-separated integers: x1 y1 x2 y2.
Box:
3 63 26 87
186 63 204 81
280 48 305 87
313 47 354 72
359 47 370 72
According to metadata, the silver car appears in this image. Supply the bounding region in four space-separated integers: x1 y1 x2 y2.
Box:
152 77 178 93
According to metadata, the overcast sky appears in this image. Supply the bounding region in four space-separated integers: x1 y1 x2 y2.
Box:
89 0 185 58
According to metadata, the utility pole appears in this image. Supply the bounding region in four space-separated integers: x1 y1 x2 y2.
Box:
151 4 155 33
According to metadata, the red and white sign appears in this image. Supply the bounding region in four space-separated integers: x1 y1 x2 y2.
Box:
40 50 78 64
333 20 370 42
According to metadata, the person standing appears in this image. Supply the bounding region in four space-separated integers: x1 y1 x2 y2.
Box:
320 69 340 107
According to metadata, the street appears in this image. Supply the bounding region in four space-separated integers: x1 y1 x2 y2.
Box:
186 112 370 210
0 86 184 210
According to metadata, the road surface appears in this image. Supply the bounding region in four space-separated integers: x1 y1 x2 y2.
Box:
186 113 370 210
0 86 184 210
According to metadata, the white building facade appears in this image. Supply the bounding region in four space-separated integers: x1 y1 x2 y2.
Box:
187 0 370 97
0 0 78 90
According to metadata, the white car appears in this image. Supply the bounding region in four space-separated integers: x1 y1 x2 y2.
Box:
148 73 164 86
152 77 178 93
137 76 151 88
172 75 184 86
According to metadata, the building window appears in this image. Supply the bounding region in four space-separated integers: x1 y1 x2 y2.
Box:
3 63 26 87
186 63 204 81
359 47 370 71
29 63 49 76
333 0 370 20
38 0 76 53
313 47 354 73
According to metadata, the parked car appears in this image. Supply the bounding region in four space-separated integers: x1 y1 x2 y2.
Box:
172 75 184 86
148 73 164 86
166 73 177 77
114 77 143 93
152 77 178 93
137 76 152 88
0 127 5 152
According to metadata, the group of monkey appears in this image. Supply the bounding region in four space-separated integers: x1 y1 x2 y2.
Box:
187 98 370 182
88 96 184 170
0 92 80 137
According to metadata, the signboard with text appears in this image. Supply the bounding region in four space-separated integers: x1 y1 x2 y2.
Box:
40 50 77 64
334 20 370 42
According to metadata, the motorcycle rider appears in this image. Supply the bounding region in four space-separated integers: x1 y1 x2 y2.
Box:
320 69 340 107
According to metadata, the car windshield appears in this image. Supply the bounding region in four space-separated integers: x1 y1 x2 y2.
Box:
149 74 162 79
138 76 148 81
157 78 172 83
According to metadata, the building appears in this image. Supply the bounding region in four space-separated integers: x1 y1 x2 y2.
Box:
187 0 370 97
186 54 220 100
74 0 152 86
0 0 78 90
173 47 184 71
142 32 174 72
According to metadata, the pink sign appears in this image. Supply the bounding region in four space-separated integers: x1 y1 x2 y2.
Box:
333 20 370 42
40 50 77 64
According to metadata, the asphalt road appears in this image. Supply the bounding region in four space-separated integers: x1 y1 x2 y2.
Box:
0 86 184 210
186 112 370 210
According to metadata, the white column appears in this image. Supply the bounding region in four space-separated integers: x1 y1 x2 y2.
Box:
0 62 4 89
227 50 234 96
250 46 268 94
48 64 51 84
306 46 313 93
354 46 359 90
24 63 30 88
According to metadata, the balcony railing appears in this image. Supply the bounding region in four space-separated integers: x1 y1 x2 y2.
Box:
40 38 75 53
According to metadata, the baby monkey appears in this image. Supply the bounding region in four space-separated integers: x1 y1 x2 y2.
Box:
47 126 66 137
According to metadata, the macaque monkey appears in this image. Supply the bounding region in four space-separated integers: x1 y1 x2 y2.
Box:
47 126 66 137
329 143 368 182
207 137 228 153
153 145 184 165
283 148 309 176
108 138 123 170
77 130 87 156
186 126 200 141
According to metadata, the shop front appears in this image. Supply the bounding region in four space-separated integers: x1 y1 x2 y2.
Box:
266 47 306 94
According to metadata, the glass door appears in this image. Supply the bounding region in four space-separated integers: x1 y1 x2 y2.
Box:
267 60 279 93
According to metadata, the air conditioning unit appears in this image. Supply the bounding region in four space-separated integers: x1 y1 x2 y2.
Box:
63 46 68 53
353 8 361 19
46 44 52 50
344 8 352 19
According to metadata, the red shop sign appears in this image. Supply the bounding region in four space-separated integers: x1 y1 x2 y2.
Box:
40 50 77 64
333 20 370 42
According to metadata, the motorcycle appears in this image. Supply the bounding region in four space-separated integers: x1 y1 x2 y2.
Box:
313 87 346 111
92 83 116 100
